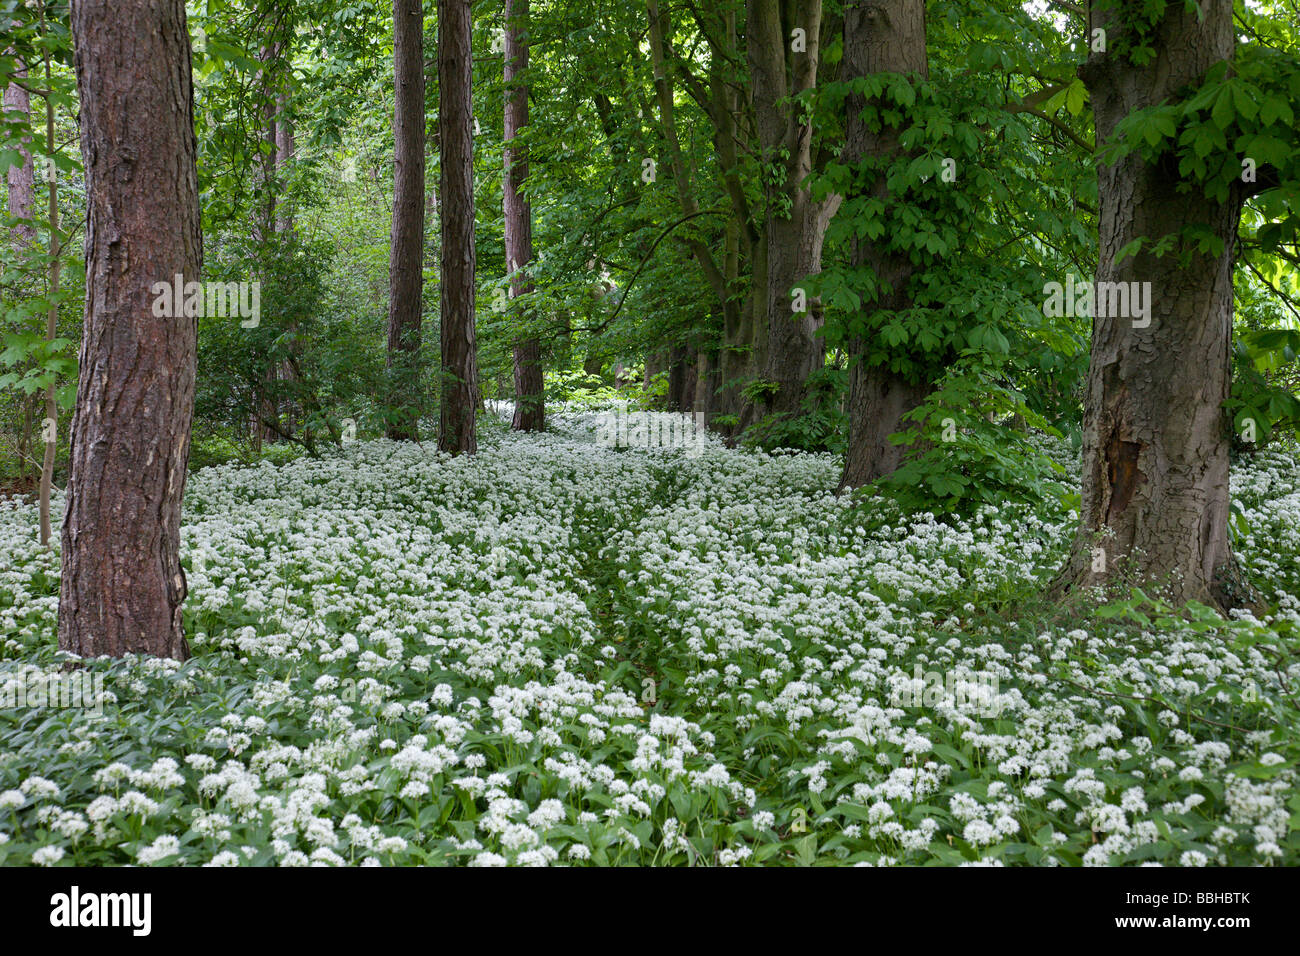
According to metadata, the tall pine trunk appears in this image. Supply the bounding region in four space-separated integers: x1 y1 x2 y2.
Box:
505 0 544 432
1053 0 1246 611
437 0 478 455
386 0 426 441
839 0 930 490
59 0 200 660
38 41 59 546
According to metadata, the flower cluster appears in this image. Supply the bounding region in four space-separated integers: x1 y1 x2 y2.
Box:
0 412 1295 865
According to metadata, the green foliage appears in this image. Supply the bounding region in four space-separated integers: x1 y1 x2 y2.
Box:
1227 327 1300 449
1105 43 1300 210
742 364 848 454
196 236 378 454
871 361 1071 516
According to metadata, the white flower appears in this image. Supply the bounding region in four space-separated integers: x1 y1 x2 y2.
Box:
33 845 66 866
138 834 181 865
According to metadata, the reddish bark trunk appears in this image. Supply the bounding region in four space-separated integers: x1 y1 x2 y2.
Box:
437 0 478 455
386 0 426 441
59 0 201 660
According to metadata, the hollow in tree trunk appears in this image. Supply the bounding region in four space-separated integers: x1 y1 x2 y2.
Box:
1052 0 1254 612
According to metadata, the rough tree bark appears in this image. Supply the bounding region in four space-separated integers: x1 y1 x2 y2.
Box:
745 0 838 428
839 0 930 490
386 0 425 441
437 0 478 455
1053 0 1251 611
59 0 201 660
505 0 544 432
4 58 34 248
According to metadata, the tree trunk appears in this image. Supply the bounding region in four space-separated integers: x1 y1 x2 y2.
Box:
386 0 425 441
694 349 715 418
255 43 278 244
59 0 200 660
645 0 748 429
253 41 281 444
505 0 544 432
38 45 59 547
746 0 835 426
1053 0 1246 611
838 0 929 491
6 51 36 493
274 89 295 234
437 0 478 455
841 372 929 488
697 8 756 431
4 60 34 249
667 344 690 411
274 85 299 420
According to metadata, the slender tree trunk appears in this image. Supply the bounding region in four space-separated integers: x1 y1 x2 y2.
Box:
694 349 714 417
667 344 689 411
274 90 295 234
505 0 544 431
386 0 425 441
645 0 744 428
839 0 930 490
60 0 200 660
255 44 278 244
38 43 58 547
6 51 36 491
437 0 478 455
6 49 36 491
1053 0 1247 611
253 41 280 444
274 85 299 421
4 58 34 248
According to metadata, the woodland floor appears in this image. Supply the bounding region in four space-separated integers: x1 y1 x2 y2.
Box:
0 407 1297 865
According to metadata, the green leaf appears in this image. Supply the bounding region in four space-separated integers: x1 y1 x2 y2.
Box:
1211 88 1236 130
1065 80 1086 117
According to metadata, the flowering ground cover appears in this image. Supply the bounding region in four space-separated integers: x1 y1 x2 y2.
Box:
1 410 1297 866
